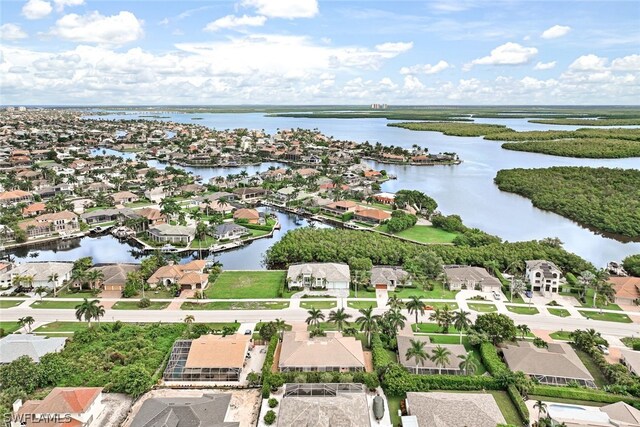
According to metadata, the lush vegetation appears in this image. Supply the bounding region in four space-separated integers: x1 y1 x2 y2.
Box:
495 167 640 238
203 270 287 299
385 210 418 233
529 118 640 126
376 224 459 244
265 228 592 274
389 121 510 137
181 301 289 310
623 254 640 277
501 138 640 158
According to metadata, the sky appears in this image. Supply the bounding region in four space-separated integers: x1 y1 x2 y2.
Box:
0 0 639 105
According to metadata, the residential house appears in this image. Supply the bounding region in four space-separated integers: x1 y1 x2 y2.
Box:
163 334 251 382
286 263 350 290
608 276 640 306
233 208 264 225
0 334 67 364
232 187 267 202
213 223 249 241
397 335 466 375
0 262 72 289
19 211 79 238
22 202 47 217
525 260 563 297
547 402 640 427
80 208 128 225
134 207 166 227
0 189 33 206
353 207 391 224
322 200 359 216
110 191 139 205
144 187 168 203
370 266 411 291
502 341 596 387
89 263 140 292
278 331 366 372
146 260 207 290
621 349 640 376
402 392 506 427
128 394 239 427
147 224 195 245
12 387 104 427
443 265 502 293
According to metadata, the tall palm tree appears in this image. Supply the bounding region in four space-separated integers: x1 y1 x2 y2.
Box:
18 316 35 333
533 400 547 421
328 308 352 332
184 314 195 334
430 345 453 374
74 298 103 325
85 269 104 290
386 295 403 310
387 308 407 334
47 273 60 298
453 310 472 344
405 339 428 372
406 295 426 326
34 286 47 300
458 351 477 375
305 308 325 328
517 324 531 340
355 306 380 347
429 304 453 333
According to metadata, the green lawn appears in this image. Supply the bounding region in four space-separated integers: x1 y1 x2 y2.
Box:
300 300 337 310
111 301 169 310
503 290 525 304
31 300 82 309
575 348 608 388
577 289 623 311
413 323 461 334
181 301 289 310
248 229 271 238
387 395 403 427
505 305 539 315
489 390 525 426
578 310 632 323
467 302 497 312
548 308 571 317
204 270 288 299
190 236 217 248
527 395 605 407
393 282 458 299
33 321 118 334
145 288 177 299
57 288 100 298
347 300 377 310
376 224 458 244
549 331 573 341
621 337 640 348
0 321 22 335
0 299 25 308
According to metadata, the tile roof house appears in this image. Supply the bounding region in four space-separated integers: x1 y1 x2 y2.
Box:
403 392 506 427
12 387 104 427
19 211 79 239
110 191 139 205
621 349 640 376
397 335 467 375
0 262 72 289
443 265 502 292
232 187 267 201
502 341 596 387
353 207 391 224
146 260 207 290
213 223 249 241
370 266 411 291
129 394 238 427
286 263 350 291
22 202 47 217
278 331 366 372
608 276 640 306
232 208 264 225
0 189 33 206
147 224 195 245
0 334 67 364
89 263 140 292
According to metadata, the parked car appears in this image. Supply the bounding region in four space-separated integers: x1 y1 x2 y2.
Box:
524 290 533 299
174 289 182 297
244 329 252 335
597 344 610 355
492 291 501 301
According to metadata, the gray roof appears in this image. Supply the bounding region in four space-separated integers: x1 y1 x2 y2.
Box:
213 223 248 235
277 393 370 427
406 392 506 427
0 334 66 364
443 265 502 288
371 266 409 286
397 335 466 370
279 331 365 369
89 264 140 287
502 341 594 381
0 262 73 284
601 401 640 425
129 394 238 427
621 349 640 374
287 263 350 283
148 224 195 238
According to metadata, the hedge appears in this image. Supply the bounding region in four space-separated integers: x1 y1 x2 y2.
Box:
479 342 509 376
492 267 510 287
565 272 578 287
532 385 640 409
243 222 274 232
371 333 394 369
507 384 530 425
277 370 379 389
261 335 279 398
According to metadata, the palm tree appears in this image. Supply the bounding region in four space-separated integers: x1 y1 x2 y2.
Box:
34 286 47 300
85 269 104 290
305 308 325 328
355 306 380 347
273 318 287 338
184 314 195 334
429 304 453 333
47 273 59 298
517 324 531 340
405 339 428 372
458 351 477 375
328 308 352 332
18 316 35 333
386 295 403 310
430 345 452 374
406 295 426 326
533 400 547 421
74 298 103 325
453 310 472 344
387 308 407 334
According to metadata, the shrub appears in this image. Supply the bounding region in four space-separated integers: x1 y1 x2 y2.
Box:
532 385 640 409
138 297 151 308
263 410 276 425
533 337 548 348
268 398 278 408
261 335 279 398
507 384 530 424
371 333 394 369
479 342 509 376
112 364 152 397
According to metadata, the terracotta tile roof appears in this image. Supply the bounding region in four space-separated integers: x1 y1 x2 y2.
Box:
136 207 165 222
23 202 46 215
354 207 391 221
177 272 207 285
18 387 102 415
233 208 259 220
185 334 250 369
0 189 32 200
608 277 640 300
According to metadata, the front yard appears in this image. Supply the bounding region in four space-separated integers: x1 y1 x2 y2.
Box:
203 270 288 299
578 310 632 323
346 300 377 309
181 301 290 310
299 300 337 310
31 300 81 309
467 302 497 312
548 307 571 317
505 304 539 315
0 299 25 308
375 224 459 244
111 301 170 310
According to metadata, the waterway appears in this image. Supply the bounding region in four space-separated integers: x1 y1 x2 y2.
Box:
18 111 640 268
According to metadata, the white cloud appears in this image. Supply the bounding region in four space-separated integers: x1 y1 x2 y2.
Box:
52 0 84 12
541 25 571 39
204 15 267 32
569 54 608 71
375 42 413 54
0 24 28 40
611 54 640 71
534 61 556 70
403 75 424 90
22 0 52 20
241 0 318 19
400 60 450 75
465 42 538 70
49 11 144 46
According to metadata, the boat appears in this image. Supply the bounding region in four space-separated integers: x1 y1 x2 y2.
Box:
161 244 177 253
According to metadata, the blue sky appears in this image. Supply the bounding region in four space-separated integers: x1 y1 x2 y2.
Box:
1 0 639 105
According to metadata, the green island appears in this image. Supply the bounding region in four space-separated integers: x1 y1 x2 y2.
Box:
494 167 640 238
529 118 640 126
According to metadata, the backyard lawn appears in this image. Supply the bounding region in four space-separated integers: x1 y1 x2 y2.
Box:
575 348 608 388
505 305 539 315
111 301 169 310
181 301 289 310
387 395 403 427
578 310 632 323
548 308 571 317
204 270 288 299
0 299 25 309
376 224 458 244
0 321 22 335
300 300 337 310
467 302 497 312
347 300 377 310
413 323 461 334
488 390 525 426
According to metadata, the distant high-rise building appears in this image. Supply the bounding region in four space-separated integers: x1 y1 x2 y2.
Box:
370 103 388 110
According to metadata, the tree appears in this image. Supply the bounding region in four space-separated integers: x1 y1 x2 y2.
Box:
34 286 47 300
394 190 438 217
509 278 526 303
453 310 472 344
591 269 610 308
195 221 209 259
386 308 407 335
386 295 403 310
328 308 352 332
18 316 35 333
259 322 278 341
404 251 443 285
355 306 380 348
113 364 152 397
517 324 531 340
184 315 195 334
474 313 516 345
430 345 452 374
534 400 548 421
305 308 325 328
406 295 426 325
85 269 104 290
74 298 104 324
47 273 59 298
458 351 477 375
405 339 428 370
623 254 640 277
429 304 453 333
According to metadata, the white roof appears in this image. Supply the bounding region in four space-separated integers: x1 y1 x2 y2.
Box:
0 334 66 363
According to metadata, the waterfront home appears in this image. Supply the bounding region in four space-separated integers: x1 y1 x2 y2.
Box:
397 335 466 375
443 265 502 293
322 200 359 216
128 393 237 426
233 208 264 225
373 192 395 205
278 331 366 372
21 202 46 217
370 266 411 291
0 334 67 364
163 334 251 383
89 263 140 292
81 208 129 225
18 210 79 239
11 387 105 427
146 260 207 290
353 207 391 224
133 207 166 227
213 223 249 241
0 189 33 206
286 263 350 290
147 224 195 245
144 187 168 203
198 199 234 215
403 392 506 427
502 341 596 388
0 262 72 289
232 186 267 202
525 260 563 297
608 276 640 306
546 402 640 427
110 191 139 205
295 167 320 178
